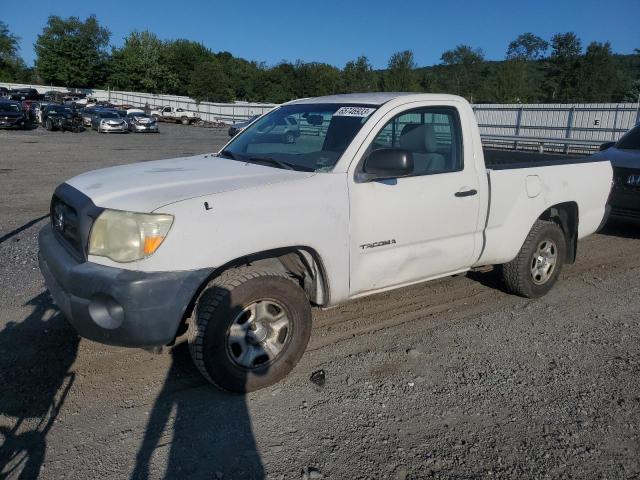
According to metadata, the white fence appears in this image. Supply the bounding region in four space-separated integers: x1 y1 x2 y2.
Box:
474 103 640 153
2 81 639 152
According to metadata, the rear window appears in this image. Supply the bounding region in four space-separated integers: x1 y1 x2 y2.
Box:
616 125 640 150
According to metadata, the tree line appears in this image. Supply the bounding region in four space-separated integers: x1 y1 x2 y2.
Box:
1 16 638 104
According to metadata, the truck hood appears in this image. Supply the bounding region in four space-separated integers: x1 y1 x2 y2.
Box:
67 154 315 212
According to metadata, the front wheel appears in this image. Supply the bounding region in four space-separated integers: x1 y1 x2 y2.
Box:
284 132 295 144
45 119 54 131
501 220 566 298
181 116 190 125
188 267 312 393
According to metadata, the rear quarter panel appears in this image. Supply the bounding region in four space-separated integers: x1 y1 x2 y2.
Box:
476 160 612 266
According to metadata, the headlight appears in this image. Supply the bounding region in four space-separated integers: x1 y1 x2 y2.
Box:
88 210 174 262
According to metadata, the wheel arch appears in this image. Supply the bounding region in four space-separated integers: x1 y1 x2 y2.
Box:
174 246 330 343
538 201 579 264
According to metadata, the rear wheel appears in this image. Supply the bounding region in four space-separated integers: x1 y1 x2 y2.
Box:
181 116 190 125
501 220 566 298
188 267 312 393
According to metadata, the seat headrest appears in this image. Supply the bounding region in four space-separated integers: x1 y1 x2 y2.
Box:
399 123 439 153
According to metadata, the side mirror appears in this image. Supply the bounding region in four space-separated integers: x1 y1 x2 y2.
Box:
599 141 616 151
356 148 414 183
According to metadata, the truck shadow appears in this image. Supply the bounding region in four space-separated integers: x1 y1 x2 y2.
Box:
130 290 265 480
465 267 511 294
0 291 79 479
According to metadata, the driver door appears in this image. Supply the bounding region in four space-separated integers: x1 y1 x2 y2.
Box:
349 105 482 296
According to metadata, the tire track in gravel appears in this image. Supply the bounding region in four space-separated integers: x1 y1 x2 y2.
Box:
307 231 640 352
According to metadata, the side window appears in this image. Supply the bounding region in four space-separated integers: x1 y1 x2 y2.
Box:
369 107 463 175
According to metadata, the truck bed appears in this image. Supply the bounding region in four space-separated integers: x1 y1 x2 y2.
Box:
483 148 602 170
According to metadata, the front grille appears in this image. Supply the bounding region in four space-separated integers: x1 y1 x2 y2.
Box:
51 196 83 258
611 207 640 219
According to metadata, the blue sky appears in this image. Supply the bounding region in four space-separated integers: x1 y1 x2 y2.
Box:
3 0 639 68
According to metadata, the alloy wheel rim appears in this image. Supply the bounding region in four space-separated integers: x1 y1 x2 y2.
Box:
530 239 558 285
225 299 292 369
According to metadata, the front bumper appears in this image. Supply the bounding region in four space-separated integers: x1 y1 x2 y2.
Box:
131 123 158 132
609 172 640 223
0 118 25 129
38 224 211 347
100 123 127 132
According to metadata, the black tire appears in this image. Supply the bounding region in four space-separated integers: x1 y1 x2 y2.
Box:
501 219 566 298
188 266 312 393
45 119 54 131
181 116 190 125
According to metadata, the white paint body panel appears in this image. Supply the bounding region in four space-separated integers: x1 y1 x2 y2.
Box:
67 93 612 307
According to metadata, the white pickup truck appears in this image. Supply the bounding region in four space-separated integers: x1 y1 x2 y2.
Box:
38 93 613 392
150 105 200 125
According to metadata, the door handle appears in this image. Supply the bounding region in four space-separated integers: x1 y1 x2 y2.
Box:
455 189 478 197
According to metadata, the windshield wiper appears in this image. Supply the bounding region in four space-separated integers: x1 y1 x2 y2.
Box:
246 157 297 171
218 149 236 159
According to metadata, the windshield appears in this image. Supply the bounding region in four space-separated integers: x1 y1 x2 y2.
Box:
616 125 640 150
221 103 378 172
0 103 21 113
99 112 119 119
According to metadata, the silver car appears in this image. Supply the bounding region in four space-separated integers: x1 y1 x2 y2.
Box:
127 111 159 133
91 111 128 133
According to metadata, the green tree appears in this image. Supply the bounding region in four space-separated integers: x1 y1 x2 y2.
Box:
254 62 297 103
0 21 29 82
214 53 262 101
543 32 582 101
506 33 548 61
578 42 625 102
294 61 341 97
34 15 110 87
439 45 485 99
342 56 375 93
494 60 530 102
108 31 178 93
188 58 233 102
162 39 212 95
384 50 420 91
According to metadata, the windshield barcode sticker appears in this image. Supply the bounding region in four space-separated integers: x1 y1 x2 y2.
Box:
334 106 376 117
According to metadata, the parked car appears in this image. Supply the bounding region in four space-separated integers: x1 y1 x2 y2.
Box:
91 110 128 133
228 115 260 137
150 106 200 125
126 111 159 133
252 115 300 143
0 99 28 129
593 124 640 222
80 107 97 127
9 88 41 101
42 104 83 132
38 93 613 393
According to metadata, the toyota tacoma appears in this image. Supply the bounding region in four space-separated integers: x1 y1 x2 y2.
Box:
39 93 613 392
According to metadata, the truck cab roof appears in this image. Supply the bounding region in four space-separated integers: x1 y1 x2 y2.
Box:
286 92 465 106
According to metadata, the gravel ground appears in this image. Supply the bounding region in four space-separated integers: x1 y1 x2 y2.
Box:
0 124 639 479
